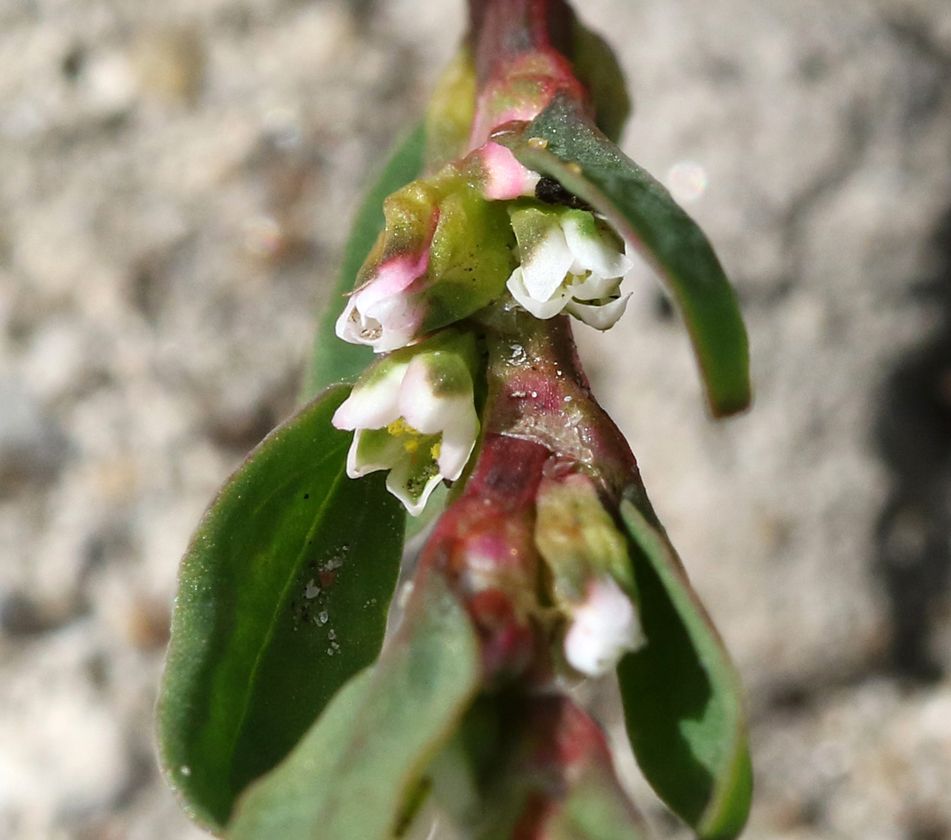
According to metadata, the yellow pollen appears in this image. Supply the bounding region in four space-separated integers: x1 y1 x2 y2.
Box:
430 442 441 459
404 439 420 453
387 418 418 436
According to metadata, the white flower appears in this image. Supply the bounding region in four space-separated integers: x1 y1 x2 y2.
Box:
564 576 645 677
335 252 430 353
506 206 633 330
533 473 645 677
331 333 480 515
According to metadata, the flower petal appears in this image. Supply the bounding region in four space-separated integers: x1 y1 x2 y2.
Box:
334 297 366 345
507 268 570 320
332 361 407 431
566 293 632 331
436 410 479 480
386 453 443 517
480 142 541 201
562 212 633 280
520 223 574 303
360 294 427 353
347 428 404 478
398 354 473 435
569 272 622 302
334 252 430 352
564 576 645 677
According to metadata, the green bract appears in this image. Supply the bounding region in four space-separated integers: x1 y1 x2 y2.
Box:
336 163 516 353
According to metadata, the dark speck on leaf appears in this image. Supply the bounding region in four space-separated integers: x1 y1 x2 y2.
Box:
303 493 310 500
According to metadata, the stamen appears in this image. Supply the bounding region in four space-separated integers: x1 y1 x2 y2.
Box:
387 419 410 436
361 322 383 341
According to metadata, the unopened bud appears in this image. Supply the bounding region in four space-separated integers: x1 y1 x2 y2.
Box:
535 474 644 676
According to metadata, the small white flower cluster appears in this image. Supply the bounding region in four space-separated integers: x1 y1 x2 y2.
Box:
507 206 633 330
332 161 633 522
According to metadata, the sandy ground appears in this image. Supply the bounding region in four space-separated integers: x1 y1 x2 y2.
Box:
2 0 951 838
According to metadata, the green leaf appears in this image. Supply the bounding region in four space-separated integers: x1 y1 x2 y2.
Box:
507 96 751 418
302 124 427 399
617 495 752 840
570 21 631 143
158 385 405 831
228 570 481 840
548 764 648 840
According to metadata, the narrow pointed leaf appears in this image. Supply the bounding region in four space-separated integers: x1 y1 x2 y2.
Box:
303 124 427 399
158 385 405 831
617 495 752 839
228 570 481 840
506 96 750 417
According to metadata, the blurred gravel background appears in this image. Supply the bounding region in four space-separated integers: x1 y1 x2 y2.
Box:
2 0 951 838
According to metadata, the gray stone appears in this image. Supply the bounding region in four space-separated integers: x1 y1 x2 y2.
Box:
0 377 69 495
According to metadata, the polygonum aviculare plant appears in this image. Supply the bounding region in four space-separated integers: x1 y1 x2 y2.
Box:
158 2 754 839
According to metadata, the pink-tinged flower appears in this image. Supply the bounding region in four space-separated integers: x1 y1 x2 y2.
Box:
506 205 634 330
331 331 480 515
335 251 431 353
335 172 516 354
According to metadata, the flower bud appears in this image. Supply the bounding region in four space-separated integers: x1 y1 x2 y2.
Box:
562 576 642 677
476 141 540 201
506 204 634 330
534 473 644 676
331 331 481 515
